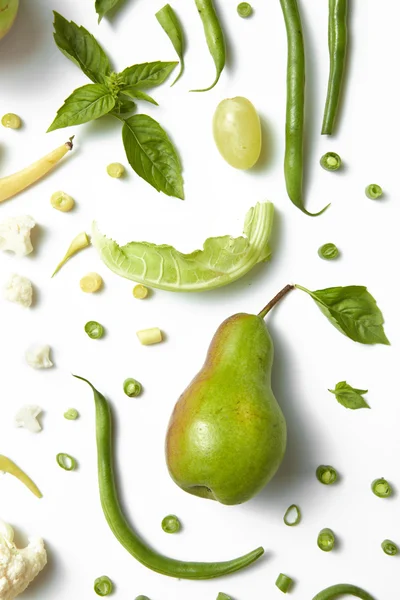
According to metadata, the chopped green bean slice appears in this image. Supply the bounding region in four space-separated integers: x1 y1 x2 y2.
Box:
276 573 293 593
94 575 113 596
161 514 181 534
371 478 392 498
382 539 398 556
56 453 77 471
51 191 74 212
365 184 383 200
320 152 342 171
84 321 104 340
237 2 252 17
317 528 335 552
217 594 231 600
1 113 22 129
283 504 301 526
123 378 142 398
135 597 151 600
64 408 79 420
316 465 338 485
318 243 339 261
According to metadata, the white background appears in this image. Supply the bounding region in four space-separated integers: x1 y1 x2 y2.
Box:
0 0 398 598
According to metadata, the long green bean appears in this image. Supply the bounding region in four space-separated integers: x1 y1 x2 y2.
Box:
322 0 348 134
312 583 375 600
279 0 329 216
74 375 264 579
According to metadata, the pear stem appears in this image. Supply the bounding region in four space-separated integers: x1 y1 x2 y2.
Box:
258 284 295 319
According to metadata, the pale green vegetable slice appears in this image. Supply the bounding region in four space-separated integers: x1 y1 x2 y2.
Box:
52 232 90 277
92 202 274 292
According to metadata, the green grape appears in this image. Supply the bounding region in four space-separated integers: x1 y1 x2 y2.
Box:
213 97 262 170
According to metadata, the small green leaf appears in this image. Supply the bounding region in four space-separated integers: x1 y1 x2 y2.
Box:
53 12 111 83
156 4 185 86
121 88 158 106
122 114 183 199
119 61 178 89
329 381 370 410
95 0 123 22
48 84 116 132
296 285 390 345
91 202 274 291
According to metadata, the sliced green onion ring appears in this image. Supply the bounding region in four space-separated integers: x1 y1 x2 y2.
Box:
365 184 383 200
371 478 392 498
320 152 342 171
382 539 398 556
276 573 293 593
317 528 335 552
316 465 338 485
94 575 113 596
56 453 77 471
283 504 301 526
84 321 104 340
64 408 79 420
161 514 181 534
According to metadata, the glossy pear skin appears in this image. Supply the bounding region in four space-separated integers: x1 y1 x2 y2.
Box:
166 313 287 505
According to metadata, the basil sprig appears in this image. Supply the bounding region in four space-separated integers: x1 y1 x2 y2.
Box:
296 285 389 345
95 0 123 23
49 13 183 200
329 382 370 410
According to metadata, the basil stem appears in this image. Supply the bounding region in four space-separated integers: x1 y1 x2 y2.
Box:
283 504 301 526
316 465 338 485
371 478 392 498
317 528 335 552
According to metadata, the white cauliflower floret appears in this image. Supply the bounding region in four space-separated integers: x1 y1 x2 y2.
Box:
0 521 47 600
14 405 43 433
4 275 33 308
25 345 53 369
0 216 35 257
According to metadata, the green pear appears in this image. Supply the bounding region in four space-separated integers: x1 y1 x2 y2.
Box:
166 296 289 505
0 0 19 41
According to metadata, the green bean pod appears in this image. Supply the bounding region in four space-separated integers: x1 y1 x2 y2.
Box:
75 375 264 579
322 0 348 135
279 0 329 216
192 0 226 92
312 584 375 600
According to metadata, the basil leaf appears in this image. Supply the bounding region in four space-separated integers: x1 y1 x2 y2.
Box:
95 0 122 23
329 382 370 410
47 84 115 132
156 4 185 86
119 62 178 89
122 114 184 199
296 285 389 345
91 202 274 291
121 88 159 106
53 12 111 83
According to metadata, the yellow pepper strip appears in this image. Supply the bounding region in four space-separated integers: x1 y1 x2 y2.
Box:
0 455 42 498
0 137 74 203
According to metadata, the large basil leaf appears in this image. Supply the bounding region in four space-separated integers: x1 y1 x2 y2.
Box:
95 0 122 22
329 382 370 410
47 84 115 132
53 12 111 83
91 202 274 291
296 285 389 345
122 114 183 199
119 62 178 89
